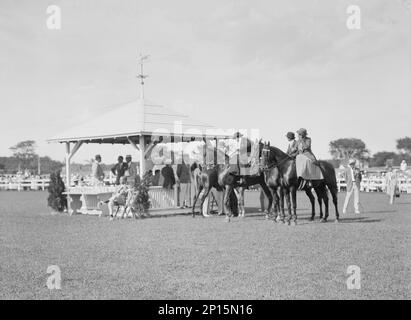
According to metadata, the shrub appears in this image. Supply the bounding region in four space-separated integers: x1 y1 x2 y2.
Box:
47 171 67 212
130 172 151 214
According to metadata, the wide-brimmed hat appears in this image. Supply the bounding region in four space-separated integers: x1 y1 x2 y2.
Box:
297 128 307 136
125 154 132 159
286 132 295 139
348 159 356 165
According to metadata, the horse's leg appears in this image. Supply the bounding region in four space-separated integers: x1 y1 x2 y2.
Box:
323 188 329 221
199 186 211 217
305 187 316 221
315 188 323 220
260 182 273 216
223 185 233 222
233 187 244 217
240 188 246 217
270 186 279 219
285 188 292 225
217 188 224 215
291 186 297 225
192 185 203 218
330 188 340 222
279 187 285 222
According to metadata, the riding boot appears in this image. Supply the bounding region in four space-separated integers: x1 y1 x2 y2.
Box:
297 177 305 191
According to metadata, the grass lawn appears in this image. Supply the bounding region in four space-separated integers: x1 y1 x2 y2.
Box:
0 190 410 299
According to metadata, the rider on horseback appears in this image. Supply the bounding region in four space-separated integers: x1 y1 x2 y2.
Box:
286 132 298 158
295 128 323 188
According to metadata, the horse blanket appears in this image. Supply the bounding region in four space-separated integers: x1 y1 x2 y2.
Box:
296 154 323 180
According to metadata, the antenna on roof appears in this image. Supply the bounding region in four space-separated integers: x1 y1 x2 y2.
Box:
137 54 150 99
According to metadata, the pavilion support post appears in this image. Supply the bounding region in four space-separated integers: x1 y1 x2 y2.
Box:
65 142 72 215
139 135 145 178
65 142 71 188
64 140 83 216
214 138 218 165
203 136 207 167
170 135 175 164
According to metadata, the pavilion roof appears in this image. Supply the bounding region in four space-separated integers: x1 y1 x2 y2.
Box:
47 98 231 144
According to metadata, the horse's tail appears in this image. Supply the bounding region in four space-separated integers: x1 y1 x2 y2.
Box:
318 160 338 194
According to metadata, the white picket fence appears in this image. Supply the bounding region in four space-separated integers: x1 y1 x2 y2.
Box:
337 177 411 194
0 179 50 191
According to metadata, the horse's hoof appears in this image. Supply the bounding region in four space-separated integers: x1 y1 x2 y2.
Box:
225 217 231 223
320 218 327 223
290 221 297 226
334 219 339 223
309 217 314 222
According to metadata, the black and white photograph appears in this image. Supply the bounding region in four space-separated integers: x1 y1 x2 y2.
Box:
0 0 410 305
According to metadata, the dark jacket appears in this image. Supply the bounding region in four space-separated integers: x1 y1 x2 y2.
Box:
161 165 176 189
111 162 128 184
177 163 191 183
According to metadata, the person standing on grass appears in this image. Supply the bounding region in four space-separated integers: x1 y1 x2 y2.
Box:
91 154 105 185
125 155 138 187
385 167 399 205
161 159 175 190
177 159 191 208
342 159 362 214
111 156 128 185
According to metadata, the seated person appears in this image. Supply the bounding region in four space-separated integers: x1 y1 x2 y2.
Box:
295 128 323 181
107 177 130 220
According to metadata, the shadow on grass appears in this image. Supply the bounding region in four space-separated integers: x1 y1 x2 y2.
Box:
362 210 396 214
338 217 382 223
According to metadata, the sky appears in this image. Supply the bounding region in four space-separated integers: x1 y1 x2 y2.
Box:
0 0 410 163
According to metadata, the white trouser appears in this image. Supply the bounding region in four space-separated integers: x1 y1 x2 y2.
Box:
343 184 360 212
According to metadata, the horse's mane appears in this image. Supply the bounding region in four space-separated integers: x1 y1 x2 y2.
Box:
265 145 290 160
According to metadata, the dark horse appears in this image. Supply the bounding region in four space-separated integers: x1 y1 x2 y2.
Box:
261 143 339 224
191 163 226 217
192 144 273 221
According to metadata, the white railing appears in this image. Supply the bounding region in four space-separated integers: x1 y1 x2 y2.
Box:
0 179 50 191
148 186 177 209
337 177 411 194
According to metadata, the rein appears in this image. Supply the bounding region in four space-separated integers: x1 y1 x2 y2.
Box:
260 148 292 172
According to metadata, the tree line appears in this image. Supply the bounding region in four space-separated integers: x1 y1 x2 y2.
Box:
1 137 410 174
0 140 63 175
329 137 411 167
